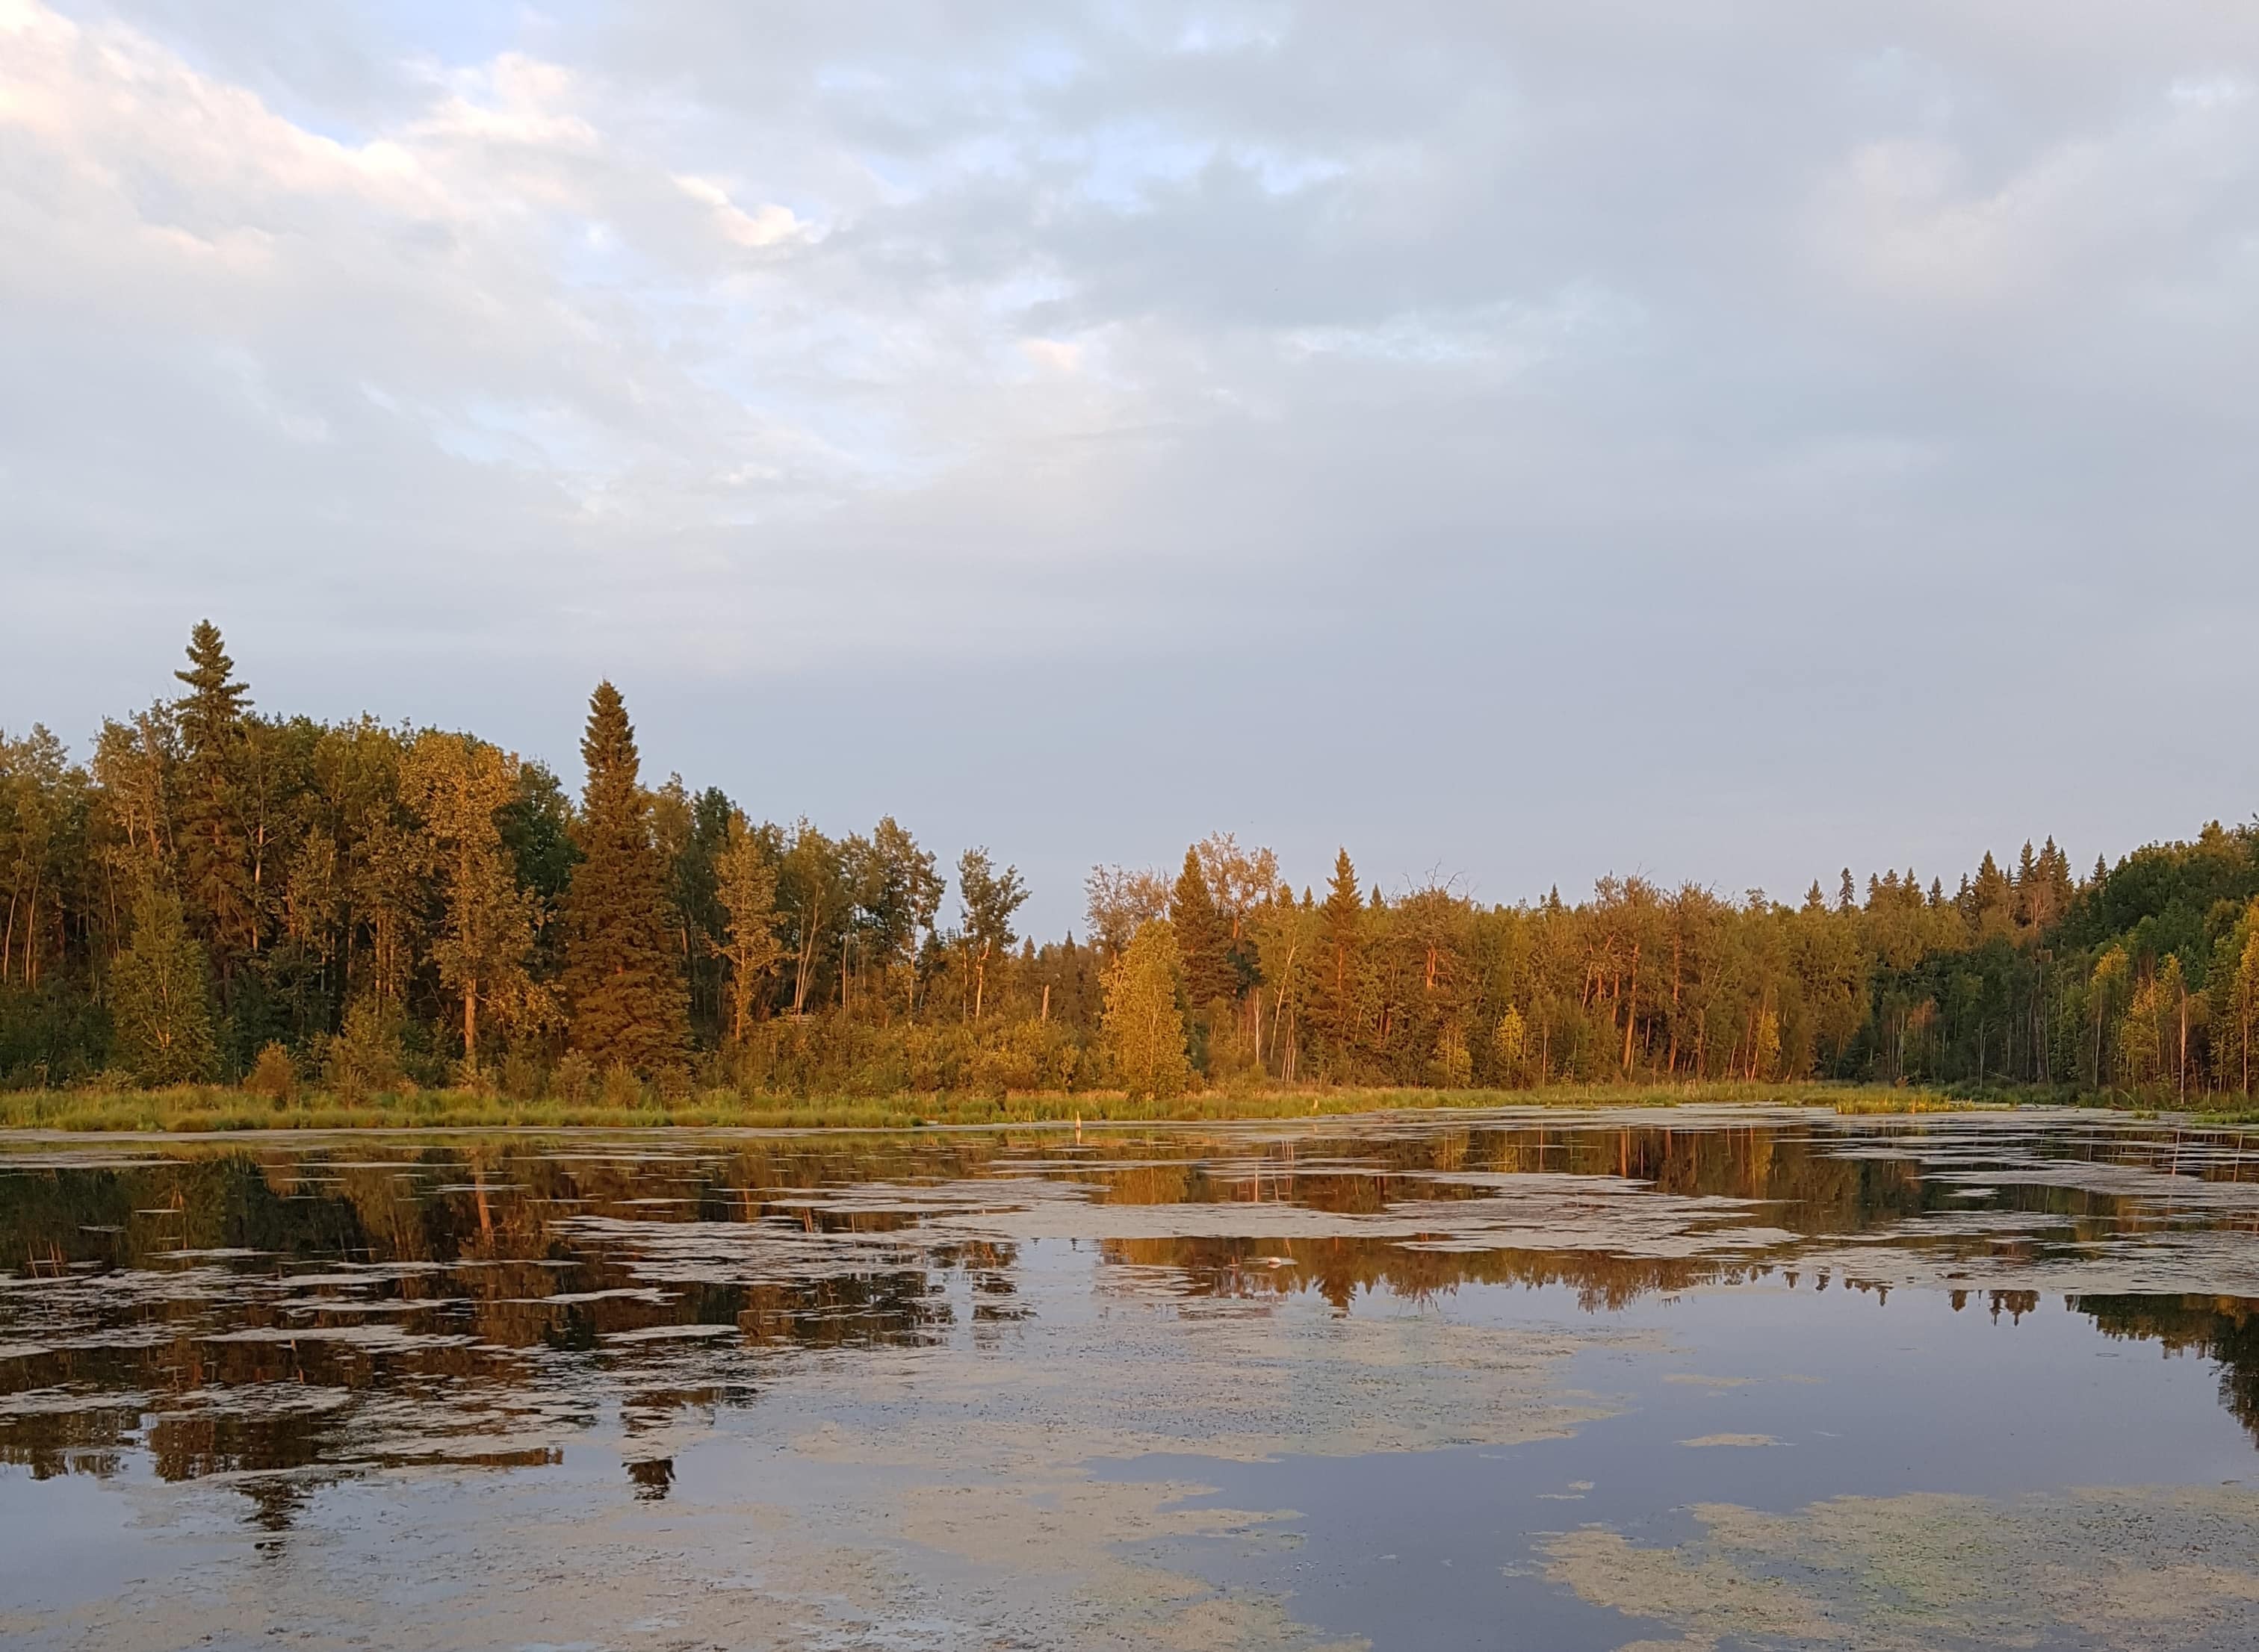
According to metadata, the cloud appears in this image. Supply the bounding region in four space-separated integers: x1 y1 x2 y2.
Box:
2 0 2257 930
672 174 807 248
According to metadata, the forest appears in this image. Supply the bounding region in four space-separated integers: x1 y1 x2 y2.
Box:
1 622 2255 1107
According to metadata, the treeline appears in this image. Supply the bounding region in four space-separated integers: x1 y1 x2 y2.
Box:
2 624 2256 1102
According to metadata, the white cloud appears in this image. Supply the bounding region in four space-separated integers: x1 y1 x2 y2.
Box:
672 174 805 247
2 0 2256 928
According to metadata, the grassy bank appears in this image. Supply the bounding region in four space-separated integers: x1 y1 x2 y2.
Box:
0 1079 2056 1134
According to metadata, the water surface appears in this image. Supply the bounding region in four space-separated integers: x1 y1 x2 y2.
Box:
2 1107 2255 1649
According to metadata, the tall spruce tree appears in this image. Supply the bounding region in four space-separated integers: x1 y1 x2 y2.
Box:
560 683 690 1075
1309 848 1366 1071
172 621 255 973
1169 846 1234 1006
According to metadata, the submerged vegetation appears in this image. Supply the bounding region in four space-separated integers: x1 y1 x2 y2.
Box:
3 621 2258 1123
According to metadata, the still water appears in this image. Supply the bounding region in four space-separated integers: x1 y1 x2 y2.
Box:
1 1107 2255 1650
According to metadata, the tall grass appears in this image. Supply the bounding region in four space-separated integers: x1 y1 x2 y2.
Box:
0 1078 2009 1134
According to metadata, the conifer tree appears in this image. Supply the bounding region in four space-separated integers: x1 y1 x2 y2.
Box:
559 683 690 1075
1970 851 2012 937
110 881 217 1084
1169 845 1234 1006
1309 848 1366 1069
172 621 255 970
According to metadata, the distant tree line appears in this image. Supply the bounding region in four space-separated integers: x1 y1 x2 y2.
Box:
2 623 2256 1102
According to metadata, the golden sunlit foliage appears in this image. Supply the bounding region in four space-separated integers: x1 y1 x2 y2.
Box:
2 623 2258 1109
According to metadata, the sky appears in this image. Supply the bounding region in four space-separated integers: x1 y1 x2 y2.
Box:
2 0 2256 937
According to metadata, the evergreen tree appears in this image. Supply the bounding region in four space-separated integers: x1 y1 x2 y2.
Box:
172 621 255 971
1970 851 2012 937
1169 845 1234 1005
109 882 217 1084
1309 848 1366 1070
2013 840 2041 928
2035 836 2074 926
559 683 690 1075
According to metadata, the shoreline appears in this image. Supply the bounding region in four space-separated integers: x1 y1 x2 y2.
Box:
0 1082 2249 1139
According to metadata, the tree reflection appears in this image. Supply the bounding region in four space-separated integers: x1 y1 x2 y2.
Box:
2076 1294 2259 1446
2 1116 2255 1521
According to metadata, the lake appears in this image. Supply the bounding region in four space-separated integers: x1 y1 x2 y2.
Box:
2 1107 2255 1650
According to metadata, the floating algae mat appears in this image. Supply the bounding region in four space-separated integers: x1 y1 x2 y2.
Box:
1 1108 2257 1648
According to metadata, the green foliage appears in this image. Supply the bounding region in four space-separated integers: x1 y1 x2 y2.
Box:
324 997 406 1099
402 730 543 1069
1432 1019 1473 1088
1103 919 1190 1100
1493 1004 1531 1087
551 1049 595 1103
1309 848 1366 1074
8 621 2259 1117
246 1041 298 1102
170 621 257 970
712 811 782 1043
500 760 580 905
1169 847 1235 1007
559 683 690 1075
108 884 217 1085
955 845 1028 1021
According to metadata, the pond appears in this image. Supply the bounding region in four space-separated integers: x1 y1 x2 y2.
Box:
1 1107 2256 1650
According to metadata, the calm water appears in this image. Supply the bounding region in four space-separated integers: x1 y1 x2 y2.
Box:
1 1108 2256 1650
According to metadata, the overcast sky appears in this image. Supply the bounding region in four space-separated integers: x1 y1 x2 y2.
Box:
3 1 2255 934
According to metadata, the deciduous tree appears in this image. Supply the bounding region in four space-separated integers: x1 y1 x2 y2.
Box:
957 846 1027 1020
1103 919 1189 1099
110 882 217 1084
713 811 783 1044
402 731 541 1073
